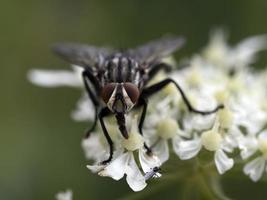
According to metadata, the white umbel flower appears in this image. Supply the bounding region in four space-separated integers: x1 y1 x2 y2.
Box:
142 97 182 163
28 30 267 190
175 117 234 174
86 148 161 192
92 151 147 192
202 29 267 70
84 115 161 191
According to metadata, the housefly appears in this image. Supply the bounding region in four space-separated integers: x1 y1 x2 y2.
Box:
53 36 223 164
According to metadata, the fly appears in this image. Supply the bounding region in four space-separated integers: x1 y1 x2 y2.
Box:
144 167 162 180
53 36 224 164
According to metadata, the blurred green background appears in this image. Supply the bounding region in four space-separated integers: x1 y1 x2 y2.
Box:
1 0 267 199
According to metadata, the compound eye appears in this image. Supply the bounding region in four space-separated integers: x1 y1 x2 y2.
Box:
101 83 116 103
123 82 140 104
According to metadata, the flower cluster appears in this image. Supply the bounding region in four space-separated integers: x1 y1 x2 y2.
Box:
29 30 267 192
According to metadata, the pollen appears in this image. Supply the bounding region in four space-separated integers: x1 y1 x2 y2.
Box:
201 130 222 151
156 118 179 140
122 131 144 151
258 139 267 159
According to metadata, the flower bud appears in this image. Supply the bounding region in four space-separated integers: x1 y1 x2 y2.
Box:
156 118 179 140
201 130 222 151
122 131 144 151
186 70 202 87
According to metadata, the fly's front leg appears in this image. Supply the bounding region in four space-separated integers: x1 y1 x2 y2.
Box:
98 107 114 164
137 98 152 155
141 78 224 115
82 70 100 138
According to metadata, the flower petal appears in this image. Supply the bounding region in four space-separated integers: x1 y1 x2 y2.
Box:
125 153 147 192
231 35 267 67
138 148 161 173
244 157 265 182
82 134 106 162
152 139 169 163
71 95 95 121
238 135 258 160
173 136 202 160
86 164 105 173
28 69 82 87
214 149 234 174
98 152 130 180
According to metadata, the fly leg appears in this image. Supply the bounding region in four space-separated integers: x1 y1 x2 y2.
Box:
145 63 172 83
82 70 101 138
141 78 224 115
98 107 114 164
147 63 172 82
137 98 153 154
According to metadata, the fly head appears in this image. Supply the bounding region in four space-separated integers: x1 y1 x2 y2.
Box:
101 82 140 114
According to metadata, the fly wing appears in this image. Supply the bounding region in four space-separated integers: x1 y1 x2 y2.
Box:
127 36 185 64
52 43 115 69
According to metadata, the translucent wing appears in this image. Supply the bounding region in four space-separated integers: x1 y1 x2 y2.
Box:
127 36 185 64
52 43 115 68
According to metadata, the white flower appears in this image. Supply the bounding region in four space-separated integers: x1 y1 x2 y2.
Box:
55 189 72 200
86 148 161 192
71 94 95 121
82 133 109 163
238 135 259 160
244 157 266 182
242 131 267 181
28 31 267 190
202 29 267 70
84 115 161 191
142 96 181 163
175 117 234 174
28 66 83 87
173 135 202 160
229 35 267 69
91 151 147 192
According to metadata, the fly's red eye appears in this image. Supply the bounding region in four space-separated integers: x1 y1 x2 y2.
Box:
123 82 140 104
101 83 116 103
